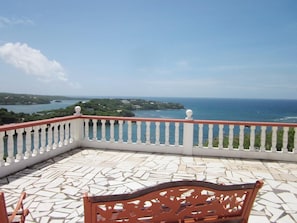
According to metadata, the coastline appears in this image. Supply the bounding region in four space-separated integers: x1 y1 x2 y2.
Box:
1 97 297 123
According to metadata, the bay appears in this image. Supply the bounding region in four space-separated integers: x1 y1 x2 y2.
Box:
0 100 81 114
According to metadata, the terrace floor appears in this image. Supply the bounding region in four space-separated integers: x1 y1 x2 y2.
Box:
0 148 297 223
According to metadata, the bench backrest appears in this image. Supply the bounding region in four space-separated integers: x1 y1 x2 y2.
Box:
83 180 263 223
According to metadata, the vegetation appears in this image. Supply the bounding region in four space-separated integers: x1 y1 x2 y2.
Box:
0 92 79 105
0 98 184 125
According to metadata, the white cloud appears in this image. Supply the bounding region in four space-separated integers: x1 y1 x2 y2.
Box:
0 16 33 27
0 42 68 82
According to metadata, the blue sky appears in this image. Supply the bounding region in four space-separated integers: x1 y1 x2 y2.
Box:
0 0 296 99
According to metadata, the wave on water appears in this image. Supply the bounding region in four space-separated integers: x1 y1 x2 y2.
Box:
275 116 297 123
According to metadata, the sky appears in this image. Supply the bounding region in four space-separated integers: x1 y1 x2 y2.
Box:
0 0 296 99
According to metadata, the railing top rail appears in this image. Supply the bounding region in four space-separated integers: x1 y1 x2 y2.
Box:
81 115 297 127
80 115 190 123
1 114 297 132
0 115 77 132
192 119 297 127
80 115 297 127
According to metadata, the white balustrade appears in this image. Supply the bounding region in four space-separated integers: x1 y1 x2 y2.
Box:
1 107 297 178
0 117 76 178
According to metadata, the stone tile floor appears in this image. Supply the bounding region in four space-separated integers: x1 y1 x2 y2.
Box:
0 147 297 223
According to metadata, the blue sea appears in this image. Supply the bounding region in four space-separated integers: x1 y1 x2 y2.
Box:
1 97 297 123
134 98 297 123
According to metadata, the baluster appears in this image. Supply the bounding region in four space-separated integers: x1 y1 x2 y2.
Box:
165 122 170 146
118 120 123 143
64 122 69 145
53 123 59 149
6 130 15 164
24 128 32 158
16 129 24 161
101 120 106 141
198 124 203 148
239 125 244 150
228 125 234 150
136 121 142 144
146 121 151 144
40 125 47 153
294 127 297 153
282 127 289 152
175 122 179 146
110 120 115 142
0 131 4 166
249 126 256 151
218 124 224 149
47 125 53 151
59 123 64 147
260 126 267 152
69 121 74 144
127 121 132 143
93 119 98 140
32 126 39 156
155 122 160 145
84 119 90 140
271 126 278 152
208 124 213 148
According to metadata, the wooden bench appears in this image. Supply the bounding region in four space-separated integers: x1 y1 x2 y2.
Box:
83 180 263 223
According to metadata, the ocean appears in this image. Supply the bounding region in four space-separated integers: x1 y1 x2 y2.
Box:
1 97 297 123
134 97 297 123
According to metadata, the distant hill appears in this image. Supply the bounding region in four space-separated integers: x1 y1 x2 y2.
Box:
0 92 83 105
0 96 185 125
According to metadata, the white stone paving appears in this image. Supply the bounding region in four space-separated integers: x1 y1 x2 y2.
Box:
0 148 297 223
